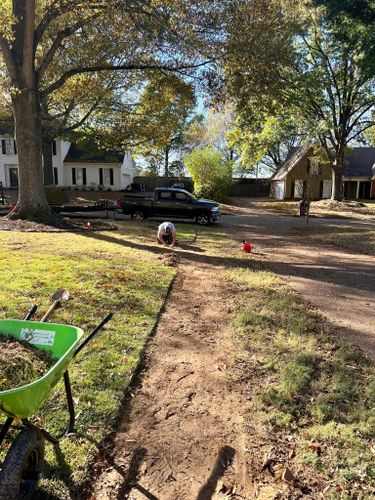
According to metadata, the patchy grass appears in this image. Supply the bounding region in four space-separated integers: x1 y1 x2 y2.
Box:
115 219 196 243
0 226 175 498
296 226 375 256
252 199 375 220
227 266 375 497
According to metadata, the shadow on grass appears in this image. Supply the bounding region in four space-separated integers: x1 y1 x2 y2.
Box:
82 230 375 294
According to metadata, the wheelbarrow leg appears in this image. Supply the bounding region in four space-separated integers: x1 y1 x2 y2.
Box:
0 417 13 447
63 371 75 436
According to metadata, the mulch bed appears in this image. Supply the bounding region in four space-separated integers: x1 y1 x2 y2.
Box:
0 218 118 232
0 334 56 391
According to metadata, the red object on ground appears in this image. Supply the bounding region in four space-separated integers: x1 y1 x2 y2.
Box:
241 240 252 253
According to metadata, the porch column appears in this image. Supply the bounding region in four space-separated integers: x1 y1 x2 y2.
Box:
356 181 360 199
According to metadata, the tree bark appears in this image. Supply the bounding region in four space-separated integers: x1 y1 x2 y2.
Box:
164 145 170 177
42 135 54 185
331 167 344 201
8 89 55 221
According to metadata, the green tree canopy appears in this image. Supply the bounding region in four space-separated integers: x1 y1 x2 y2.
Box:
0 0 224 220
184 147 233 202
132 74 196 177
225 0 375 199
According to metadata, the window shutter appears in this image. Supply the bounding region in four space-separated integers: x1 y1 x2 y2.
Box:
82 168 87 185
110 168 114 186
52 141 57 155
54 167 58 185
72 168 76 185
1 140 6 155
319 181 323 198
99 168 103 185
13 141 17 154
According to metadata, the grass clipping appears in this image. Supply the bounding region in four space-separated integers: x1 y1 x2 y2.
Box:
0 334 56 391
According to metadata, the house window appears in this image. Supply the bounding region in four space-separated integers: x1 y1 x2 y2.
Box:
9 167 19 187
52 141 57 156
293 179 304 198
72 167 86 186
1 138 16 155
100 168 114 186
104 168 114 186
321 180 332 199
308 158 319 175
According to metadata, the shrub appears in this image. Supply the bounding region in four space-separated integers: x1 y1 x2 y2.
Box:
184 147 233 202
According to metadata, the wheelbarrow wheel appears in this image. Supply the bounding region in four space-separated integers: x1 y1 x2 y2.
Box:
0 429 45 500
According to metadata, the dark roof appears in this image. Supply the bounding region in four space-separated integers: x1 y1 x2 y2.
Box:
344 147 375 177
64 143 123 163
273 146 375 180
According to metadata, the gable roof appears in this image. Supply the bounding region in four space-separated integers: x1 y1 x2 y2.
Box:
271 145 312 181
64 143 123 163
272 146 375 180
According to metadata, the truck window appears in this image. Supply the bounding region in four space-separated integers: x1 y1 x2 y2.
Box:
175 192 190 201
158 191 172 200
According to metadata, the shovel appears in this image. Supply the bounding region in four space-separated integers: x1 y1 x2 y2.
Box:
24 304 38 320
40 289 70 322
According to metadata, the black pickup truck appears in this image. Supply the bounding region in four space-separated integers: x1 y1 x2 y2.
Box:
118 188 221 225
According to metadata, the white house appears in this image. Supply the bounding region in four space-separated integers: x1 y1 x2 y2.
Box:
0 136 135 191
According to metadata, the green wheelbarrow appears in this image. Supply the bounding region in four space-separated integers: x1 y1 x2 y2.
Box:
0 306 112 499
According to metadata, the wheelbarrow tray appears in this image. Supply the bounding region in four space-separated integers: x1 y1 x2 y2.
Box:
0 319 83 419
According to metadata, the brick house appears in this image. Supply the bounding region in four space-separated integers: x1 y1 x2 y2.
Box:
270 146 375 200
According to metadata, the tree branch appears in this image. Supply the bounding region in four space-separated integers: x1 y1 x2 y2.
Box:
34 0 107 48
41 60 212 97
37 14 100 77
0 36 18 80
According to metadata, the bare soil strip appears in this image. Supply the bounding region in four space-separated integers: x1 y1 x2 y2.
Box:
92 261 251 499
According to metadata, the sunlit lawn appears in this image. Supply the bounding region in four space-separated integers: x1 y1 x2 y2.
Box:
0 225 175 499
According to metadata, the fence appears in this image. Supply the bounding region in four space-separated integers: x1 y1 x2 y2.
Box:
132 176 270 197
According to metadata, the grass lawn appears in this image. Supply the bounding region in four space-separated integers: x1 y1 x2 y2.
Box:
253 199 375 220
295 226 375 256
0 217 374 497
115 219 196 243
0 222 178 498
226 265 375 497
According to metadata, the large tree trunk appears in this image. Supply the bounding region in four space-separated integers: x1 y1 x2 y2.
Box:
42 135 54 185
331 167 343 201
9 89 55 221
331 147 345 201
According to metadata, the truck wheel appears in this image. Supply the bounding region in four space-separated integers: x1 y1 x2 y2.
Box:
196 213 210 226
0 429 45 500
131 210 146 221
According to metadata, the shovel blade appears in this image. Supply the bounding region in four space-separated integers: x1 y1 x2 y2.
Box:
52 289 70 302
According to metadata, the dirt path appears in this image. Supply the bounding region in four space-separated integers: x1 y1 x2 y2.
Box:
222 205 375 362
93 261 251 500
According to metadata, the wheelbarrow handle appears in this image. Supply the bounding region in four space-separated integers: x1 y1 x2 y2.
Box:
24 304 38 320
73 313 113 358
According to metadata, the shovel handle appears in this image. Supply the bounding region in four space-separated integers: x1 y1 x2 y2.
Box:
24 304 38 321
41 300 60 322
73 313 113 358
